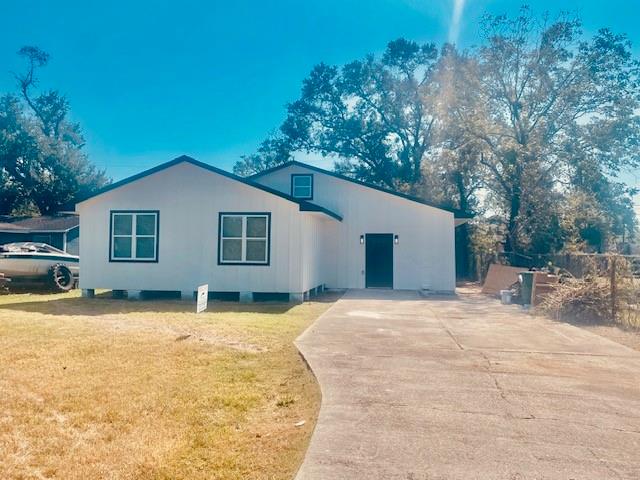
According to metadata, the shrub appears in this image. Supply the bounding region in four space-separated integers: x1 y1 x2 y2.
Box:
540 256 640 328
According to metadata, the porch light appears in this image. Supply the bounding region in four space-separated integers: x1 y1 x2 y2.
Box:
359 235 364 245
394 235 399 245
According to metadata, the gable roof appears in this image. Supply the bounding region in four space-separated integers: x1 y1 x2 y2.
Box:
76 155 342 221
0 214 79 233
249 160 472 218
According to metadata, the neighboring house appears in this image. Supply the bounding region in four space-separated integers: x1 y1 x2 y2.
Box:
76 155 466 301
0 214 80 255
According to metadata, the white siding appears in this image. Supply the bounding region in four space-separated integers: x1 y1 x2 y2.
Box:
254 165 456 292
77 159 455 295
77 162 312 293
299 213 331 292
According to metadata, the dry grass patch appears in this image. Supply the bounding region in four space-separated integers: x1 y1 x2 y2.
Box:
0 290 340 480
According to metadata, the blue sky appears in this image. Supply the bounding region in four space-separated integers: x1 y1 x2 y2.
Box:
1 0 639 194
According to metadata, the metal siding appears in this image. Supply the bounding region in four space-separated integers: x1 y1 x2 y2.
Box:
66 226 80 255
254 165 456 292
77 162 307 293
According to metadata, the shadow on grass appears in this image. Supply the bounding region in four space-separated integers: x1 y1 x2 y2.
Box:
2 285 68 296
0 289 344 317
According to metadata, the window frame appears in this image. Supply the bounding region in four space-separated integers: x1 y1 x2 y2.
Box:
109 210 160 263
217 212 271 266
290 174 314 200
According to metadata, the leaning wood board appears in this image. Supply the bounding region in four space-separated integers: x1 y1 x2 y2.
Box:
481 264 525 295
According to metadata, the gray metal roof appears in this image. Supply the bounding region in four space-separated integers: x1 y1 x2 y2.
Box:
0 214 79 232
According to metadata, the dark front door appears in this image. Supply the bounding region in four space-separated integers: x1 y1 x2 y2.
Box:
365 233 394 288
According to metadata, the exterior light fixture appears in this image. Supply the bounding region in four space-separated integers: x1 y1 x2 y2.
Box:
360 235 365 245
394 235 399 245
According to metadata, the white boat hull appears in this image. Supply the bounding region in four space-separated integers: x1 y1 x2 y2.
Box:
0 254 79 279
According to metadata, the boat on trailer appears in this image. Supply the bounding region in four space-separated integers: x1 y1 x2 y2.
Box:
0 242 79 291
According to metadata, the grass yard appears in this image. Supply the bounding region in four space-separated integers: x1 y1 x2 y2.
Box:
0 290 339 480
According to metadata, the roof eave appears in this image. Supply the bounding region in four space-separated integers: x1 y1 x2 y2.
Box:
299 203 343 221
0 228 77 233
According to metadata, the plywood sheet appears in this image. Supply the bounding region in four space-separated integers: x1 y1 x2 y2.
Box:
481 264 524 295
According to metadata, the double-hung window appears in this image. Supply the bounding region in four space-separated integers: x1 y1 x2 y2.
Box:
110 211 159 262
219 213 270 265
291 174 313 199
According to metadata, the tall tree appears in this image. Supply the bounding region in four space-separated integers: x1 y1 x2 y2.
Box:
419 44 484 214
233 135 293 178
0 46 108 215
234 39 441 191
237 8 639 258
453 7 640 253
418 45 486 277
565 157 638 251
0 95 41 213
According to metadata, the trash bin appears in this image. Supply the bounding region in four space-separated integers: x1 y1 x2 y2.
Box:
519 271 535 306
500 289 512 304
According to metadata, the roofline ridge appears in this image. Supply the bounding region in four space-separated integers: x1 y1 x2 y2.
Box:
75 155 342 221
249 160 472 218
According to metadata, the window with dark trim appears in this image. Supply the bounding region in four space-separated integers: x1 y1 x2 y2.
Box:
109 211 159 262
291 174 313 199
218 213 270 265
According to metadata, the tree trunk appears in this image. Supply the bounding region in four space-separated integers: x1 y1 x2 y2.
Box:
503 153 524 257
504 189 521 256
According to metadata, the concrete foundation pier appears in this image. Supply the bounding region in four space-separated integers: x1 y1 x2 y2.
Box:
290 292 304 304
127 290 142 300
239 291 254 303
81 288 95 298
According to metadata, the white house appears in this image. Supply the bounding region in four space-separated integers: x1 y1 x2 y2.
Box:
76 155 465 301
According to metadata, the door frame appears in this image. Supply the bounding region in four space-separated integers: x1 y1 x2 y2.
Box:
364 233 394 289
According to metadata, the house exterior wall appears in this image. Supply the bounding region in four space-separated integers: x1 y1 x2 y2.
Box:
77 162 315 293
66 226 80 255
254 165 456 292
299 213 333 292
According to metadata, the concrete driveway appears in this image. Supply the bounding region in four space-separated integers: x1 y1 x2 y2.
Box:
295 289 640 480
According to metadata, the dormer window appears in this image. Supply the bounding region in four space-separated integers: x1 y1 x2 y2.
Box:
291 174 313 199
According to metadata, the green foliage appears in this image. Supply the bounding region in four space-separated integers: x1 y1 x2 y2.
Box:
0 46 108 215
459 7 640 253
234 39 441 191
233 136 293 177
239 7 639 255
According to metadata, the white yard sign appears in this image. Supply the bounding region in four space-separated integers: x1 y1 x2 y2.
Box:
196 284 208 313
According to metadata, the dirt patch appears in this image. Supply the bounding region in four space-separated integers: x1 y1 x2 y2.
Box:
84 313 267 352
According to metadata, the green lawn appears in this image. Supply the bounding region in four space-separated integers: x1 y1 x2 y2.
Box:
0 290 338 480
